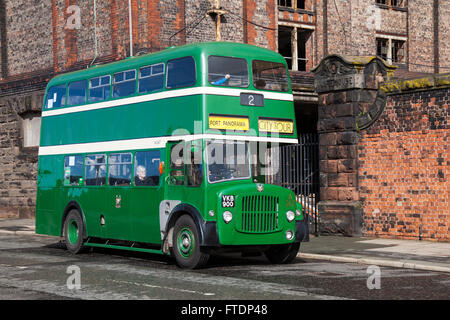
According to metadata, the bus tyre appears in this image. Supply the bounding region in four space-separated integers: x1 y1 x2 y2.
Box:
172 215 209 269
63 210 87 254
264 242 300 264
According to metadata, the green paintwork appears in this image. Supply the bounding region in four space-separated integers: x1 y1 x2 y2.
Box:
67 219 79 245
35 42 303 255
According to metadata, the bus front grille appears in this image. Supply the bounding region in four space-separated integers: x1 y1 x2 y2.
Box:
240 195 279 233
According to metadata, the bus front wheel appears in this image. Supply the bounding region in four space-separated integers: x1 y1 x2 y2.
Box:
172 215 209 269
264 242 300 264
63 209 87 254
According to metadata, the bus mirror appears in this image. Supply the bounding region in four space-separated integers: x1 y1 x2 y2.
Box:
159 161 165 175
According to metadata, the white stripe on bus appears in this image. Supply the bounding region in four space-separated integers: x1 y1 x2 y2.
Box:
38 134 298 156
41 87 294 117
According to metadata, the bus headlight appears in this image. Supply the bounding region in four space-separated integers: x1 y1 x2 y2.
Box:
223 211 233 224
286 210 295 222
286 230 294 240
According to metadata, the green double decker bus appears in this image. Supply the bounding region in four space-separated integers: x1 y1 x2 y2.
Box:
36 42 308 269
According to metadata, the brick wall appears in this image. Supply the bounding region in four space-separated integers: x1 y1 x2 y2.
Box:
359 84 449 241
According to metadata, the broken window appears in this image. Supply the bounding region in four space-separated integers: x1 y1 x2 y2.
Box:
391 40 405 63
376 0 403 7
278 0 306 10
278 26 311 71
377 37 406 64
376 38 388 61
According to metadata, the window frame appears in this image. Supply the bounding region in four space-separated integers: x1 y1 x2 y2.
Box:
108 152 133 187
89 75 111 103
67 79 88 107
45 84 67 109
207 55 250 89
84 153 107 187
165 56 197 90
134 150 161 187
138 62 165 94
112 69 137 99
64 155 84 186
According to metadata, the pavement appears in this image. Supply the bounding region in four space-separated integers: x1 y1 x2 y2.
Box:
0 218 449 273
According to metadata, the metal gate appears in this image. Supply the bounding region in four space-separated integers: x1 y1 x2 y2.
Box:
273 133 320 235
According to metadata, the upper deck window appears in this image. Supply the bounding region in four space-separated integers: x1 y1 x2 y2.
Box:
89 75 111 102
208 56 249 88
252 60 289 92
138 63 164 94
166 56 196 89
46 84 66 109
67 80 87 106
113 69 136 98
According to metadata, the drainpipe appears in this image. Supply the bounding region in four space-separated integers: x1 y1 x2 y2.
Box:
128 0 133 56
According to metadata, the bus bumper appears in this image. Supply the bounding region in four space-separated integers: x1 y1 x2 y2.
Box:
295 218 309 243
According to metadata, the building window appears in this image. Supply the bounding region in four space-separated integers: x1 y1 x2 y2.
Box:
376 38 388 61
391 40 405 63
278 0 305 9
376 0 404 7
278 26 311 71
22 113 41 148
376 37 406 64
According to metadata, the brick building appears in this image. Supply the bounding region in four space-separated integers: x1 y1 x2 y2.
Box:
0 1 448 240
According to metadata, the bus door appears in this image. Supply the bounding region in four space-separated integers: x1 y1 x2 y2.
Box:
105 152 133 240
159 141 186 240
130 149 163 244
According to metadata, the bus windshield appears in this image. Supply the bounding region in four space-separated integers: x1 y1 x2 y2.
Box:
252 60 289 92
206 140 251 183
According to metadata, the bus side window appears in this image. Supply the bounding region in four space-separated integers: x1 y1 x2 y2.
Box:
166 57 196 89
89 75 111 102
64 155 84 186
108 153 132 186
134 151 160 186
138 63 164 94
85 154 106 186
113 69 136 98
186 141 203 187
46 84 66 109
67 80 87 106
170 143 185 185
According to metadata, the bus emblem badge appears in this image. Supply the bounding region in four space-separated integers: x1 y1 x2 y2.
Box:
257 184 264 192
115 195 121 208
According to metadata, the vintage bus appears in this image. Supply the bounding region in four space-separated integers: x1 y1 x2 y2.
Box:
36 42 308 269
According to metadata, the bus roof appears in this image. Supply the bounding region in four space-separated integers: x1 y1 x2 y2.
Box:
47 42 287 87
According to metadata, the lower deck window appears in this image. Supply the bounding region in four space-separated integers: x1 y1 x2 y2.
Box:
134 151 160 186
109 153 132 186
85 154 106 186
64 155 84 186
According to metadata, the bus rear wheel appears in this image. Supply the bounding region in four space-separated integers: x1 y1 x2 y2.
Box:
264 242 300 264
172 215 209 269
63 209 87 254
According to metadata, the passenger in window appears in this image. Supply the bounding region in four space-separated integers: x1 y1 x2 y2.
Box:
212 74 230 85
135 165 159 186
254 79 266 90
